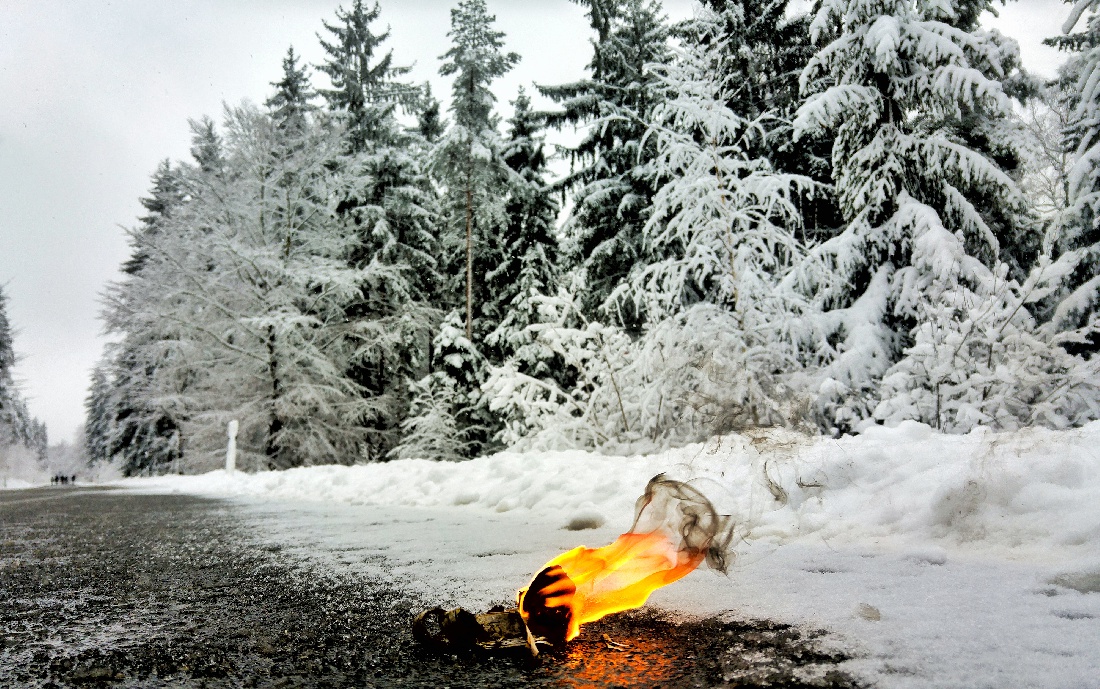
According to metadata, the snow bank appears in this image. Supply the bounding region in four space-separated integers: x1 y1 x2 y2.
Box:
1 477 41 490
120 421 1100 559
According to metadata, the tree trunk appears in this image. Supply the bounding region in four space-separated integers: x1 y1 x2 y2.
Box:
265 326 283 469
465 181 474 341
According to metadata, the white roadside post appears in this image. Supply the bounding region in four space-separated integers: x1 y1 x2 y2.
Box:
226 419 239 473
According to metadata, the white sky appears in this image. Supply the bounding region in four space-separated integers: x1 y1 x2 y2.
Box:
0 0 1073 444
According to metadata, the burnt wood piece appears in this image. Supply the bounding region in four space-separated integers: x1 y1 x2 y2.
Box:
412 606 545 656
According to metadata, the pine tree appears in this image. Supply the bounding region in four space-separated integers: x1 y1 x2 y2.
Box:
317 0 413 152
189 116 224 175
121 160 184 276
486 89 562 368
695 0 839 237
631 6 816 430
392 312 487 460
0 286 48 461
1045 0 1100 354
486 7 821 450
790 0 1100 434
0 285 20 448
393 0 519 462
911 0 1040 282
338 127 444 459
103 155 195 475
99 337 184 475
538 0 671 324
416 83 445 144
306 4 445 459
434 0 520 340
267 46 318 135
83 362 113 466
791 0 1023 432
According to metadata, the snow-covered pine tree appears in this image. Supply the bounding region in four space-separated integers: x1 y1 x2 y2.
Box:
911 0 1040 282
480 90 570 447
391 312 488 460
416 83 445 144
485 88 562 371
393 0 519 462
337 117 444 459
267 46 318 136
793 0 1100 433
433 0 519 340
120 160 184 276
486 7 821 450
317 0 414 152
0 285 19 448
1045 0 1100 354
791 0 1023 433
311 7 445 459
626 6 818 436
99 157 193 475
539 0 671 324
484 287 637 450
871 201 1100 431
695 0 839 237
0 286 47 461
83 362 113 466
189 116 225 175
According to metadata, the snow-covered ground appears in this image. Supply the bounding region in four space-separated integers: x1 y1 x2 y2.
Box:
114 421 1100 688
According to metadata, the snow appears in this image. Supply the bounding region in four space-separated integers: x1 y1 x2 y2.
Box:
1 478 40 490
113 421 1100 688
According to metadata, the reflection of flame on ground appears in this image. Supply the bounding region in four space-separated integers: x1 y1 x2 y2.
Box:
551 628 682 688
538 613 860 689
519 474 734 643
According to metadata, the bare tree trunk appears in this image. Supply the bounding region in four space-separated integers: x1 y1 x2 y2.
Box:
265 325 283 469
465 181 474 341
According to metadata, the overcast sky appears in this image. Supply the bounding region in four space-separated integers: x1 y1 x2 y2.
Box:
0 0 1073 445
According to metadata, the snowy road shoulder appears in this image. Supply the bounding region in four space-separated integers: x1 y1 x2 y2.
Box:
112 422 1100 688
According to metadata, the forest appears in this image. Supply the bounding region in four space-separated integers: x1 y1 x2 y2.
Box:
47 0 1100 475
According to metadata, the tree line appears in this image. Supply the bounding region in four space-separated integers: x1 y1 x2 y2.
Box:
85 0 1100 475
0 286 48 469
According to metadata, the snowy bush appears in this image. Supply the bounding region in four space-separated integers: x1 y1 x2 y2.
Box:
874 195 1100 431
485 290 814 453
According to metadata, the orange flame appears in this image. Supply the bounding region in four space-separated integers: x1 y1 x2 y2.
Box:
518 475 732 642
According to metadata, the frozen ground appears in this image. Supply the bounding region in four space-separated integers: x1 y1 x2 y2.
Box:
113 421 1100 688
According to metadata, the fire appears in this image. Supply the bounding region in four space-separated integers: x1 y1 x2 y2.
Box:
518 474 733 643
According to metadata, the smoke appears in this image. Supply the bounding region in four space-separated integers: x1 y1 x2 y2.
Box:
629 473 735 573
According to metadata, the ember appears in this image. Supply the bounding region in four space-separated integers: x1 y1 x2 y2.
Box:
518 474 733 642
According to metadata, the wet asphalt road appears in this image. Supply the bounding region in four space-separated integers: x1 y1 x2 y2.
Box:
0 487 864 688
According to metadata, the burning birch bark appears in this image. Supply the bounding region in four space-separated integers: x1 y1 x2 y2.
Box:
413 474 734 655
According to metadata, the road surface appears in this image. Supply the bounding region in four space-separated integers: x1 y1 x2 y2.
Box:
0 486 861 687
